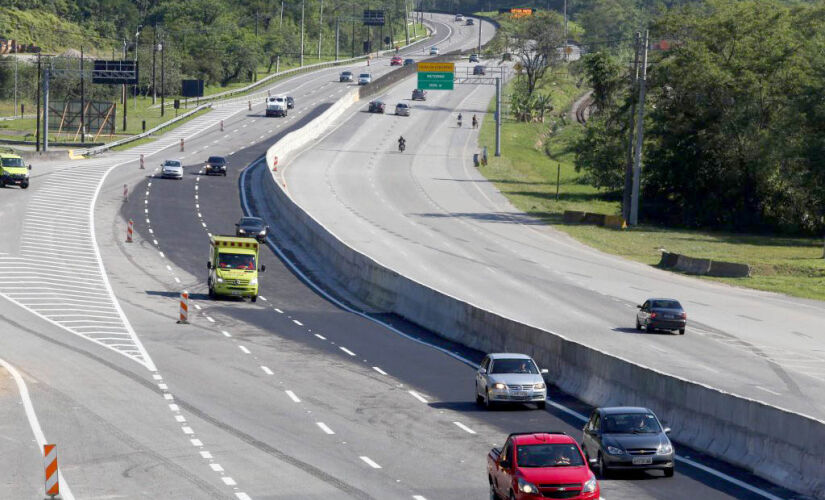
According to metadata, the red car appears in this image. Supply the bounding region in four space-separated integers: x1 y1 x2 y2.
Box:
390 55 402 66
488 432 600 500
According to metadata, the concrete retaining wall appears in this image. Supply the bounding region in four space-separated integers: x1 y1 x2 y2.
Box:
659 252 751 278
253 62 824 500
674 254 712 275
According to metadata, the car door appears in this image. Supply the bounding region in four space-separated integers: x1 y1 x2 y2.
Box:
583 411 600 460
477 356 490 396
494 438 514 496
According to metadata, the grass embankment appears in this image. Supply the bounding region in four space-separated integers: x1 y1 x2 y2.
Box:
477 68 825 301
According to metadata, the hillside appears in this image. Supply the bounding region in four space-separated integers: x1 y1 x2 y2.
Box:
0 8 112 54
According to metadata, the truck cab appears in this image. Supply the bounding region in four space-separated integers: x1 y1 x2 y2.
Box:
266 95 288 117
0 153 31 189
488 432 599 500
207 236 265 302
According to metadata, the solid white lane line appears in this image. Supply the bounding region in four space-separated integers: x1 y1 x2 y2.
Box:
285 390 301 403
0 358 76 500
339 346 356 356
408 390 428 403
293 319 303 326
239 345 251 354
261 366 274 375
453 421 477 434
359 456 382 469
316 422 335 435
756 386 781 396
314 333 327 340
373 366 388 375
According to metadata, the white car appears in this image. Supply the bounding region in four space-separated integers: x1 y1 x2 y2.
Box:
429 46 439 55
358 73 372 85
455 14 465 21
160 159 183 180
395 102 411 116
266 96 288 117
475 353 549 410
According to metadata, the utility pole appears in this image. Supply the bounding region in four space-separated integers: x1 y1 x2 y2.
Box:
160 38 166 117
335 17 340 61
43 68 50 152
152 26 157 104
477 16 482 52
280 1 284 29
563 0 568 61
134 26 141 111
300 0 305 66
122 39 127 131
495 77 501 156
622 32 641 222
35 54 41 152
13 55 18 117
629 30 649 226
318 0 324 61
80 45 86 143
404 0 410 45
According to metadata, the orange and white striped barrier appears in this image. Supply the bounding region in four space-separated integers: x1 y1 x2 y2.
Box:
271 155 279 171
139 154 145 169
44 444 59 498
180 138 185 152
177 291 189 324
123 184 128 202
126 219 134 243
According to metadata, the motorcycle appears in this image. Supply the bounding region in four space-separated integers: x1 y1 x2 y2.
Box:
398 140 406 152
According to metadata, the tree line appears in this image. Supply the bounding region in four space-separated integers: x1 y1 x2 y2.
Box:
575 0 825 234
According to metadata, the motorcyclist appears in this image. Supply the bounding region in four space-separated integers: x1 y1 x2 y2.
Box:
457 113 463 127
398 135 406 152
472 114 478 129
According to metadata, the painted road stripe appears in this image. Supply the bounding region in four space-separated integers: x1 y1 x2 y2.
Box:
293 319 303 326
339 346 356 356
453 421 477 434
373 366 388 375
285 390 301 403
190 439 203 446
210 463 224 472
408 390 428 403
182 426 194 434
206 316 215 323
200 451 213 459
222 477 237 486
275 308 283 313
316 422 335 435
221 330 232 338
360 456 382 469
413 496 427 500
239 345 251 354
261 366 274 375
314 333 327 340
236 494 252 500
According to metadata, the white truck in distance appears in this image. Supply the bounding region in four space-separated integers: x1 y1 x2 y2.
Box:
266 95 288 117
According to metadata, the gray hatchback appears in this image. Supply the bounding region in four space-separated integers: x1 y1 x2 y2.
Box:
636 298 686 334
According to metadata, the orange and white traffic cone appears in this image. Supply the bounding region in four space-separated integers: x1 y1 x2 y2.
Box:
44 444 59 499
177 291 190 324
126 219 133 243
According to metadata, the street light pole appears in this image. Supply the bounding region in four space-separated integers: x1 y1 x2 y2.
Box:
160 39 165 117
318 0 324 61
300 0 305 67
152 26 157 104
80 45 85 143
134 25 142 111
629 30 650 226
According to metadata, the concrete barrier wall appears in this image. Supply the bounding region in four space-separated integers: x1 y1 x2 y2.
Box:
674 254 712 275
255 66 825 500
660 252 751 278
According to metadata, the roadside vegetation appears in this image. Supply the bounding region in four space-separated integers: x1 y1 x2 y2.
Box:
476 1 825 301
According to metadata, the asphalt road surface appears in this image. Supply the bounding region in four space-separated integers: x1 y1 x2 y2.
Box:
0 13 807 500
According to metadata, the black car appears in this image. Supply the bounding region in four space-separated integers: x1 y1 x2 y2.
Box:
636 298 686 334
466 18 475 25
473 65 486 75
368 100 386 113
412 88 427 101
403 58 415 66
204 156 227 176
235 216 269 242
286 96 295 109
582 407 674 478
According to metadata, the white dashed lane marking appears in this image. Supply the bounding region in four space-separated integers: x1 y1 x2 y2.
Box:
285 390 301 403
261 366 274 375
316 422 335 435
239 345 251 354
408 390 428 403
339 346 356 356
359 456 382 469
372 366 388 375
453 421 477 434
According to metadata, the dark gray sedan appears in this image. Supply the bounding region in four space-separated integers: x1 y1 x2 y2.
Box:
636 298 686 334
581 407 674 478
235 216 269 242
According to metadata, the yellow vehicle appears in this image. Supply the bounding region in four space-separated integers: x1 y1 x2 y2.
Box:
207 235 265 302
0 153 31 189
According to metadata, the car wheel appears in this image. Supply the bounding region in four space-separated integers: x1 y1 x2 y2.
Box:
475 383 484 405
21 181 29 189
679 328 685 335
646 323 654 333
251 295 258 303
223 171 227 176
489 482 498 500
598 453 610 478
664 467 674 478
536 401 546 410
484 388 495 410
635 318 642 330
509 491 516 500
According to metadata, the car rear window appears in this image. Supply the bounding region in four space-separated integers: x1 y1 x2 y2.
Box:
491 358 538 374
516 444 585 467
651 300 681 309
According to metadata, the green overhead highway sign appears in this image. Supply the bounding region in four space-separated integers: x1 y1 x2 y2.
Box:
417 71 454 90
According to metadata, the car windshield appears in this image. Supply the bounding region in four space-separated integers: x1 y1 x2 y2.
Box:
491 358 538 374
651 300 681 309
164 161 181 168
517 444 585 468
208 157 225 164
240 218 264 229
1 157 25 167
603 413 662 434
360 74 370 78
218 253 256 270
342 71 351 75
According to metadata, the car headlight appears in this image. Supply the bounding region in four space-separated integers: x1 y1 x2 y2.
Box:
606 446 624 455
249 278 258 286
258 230 266 235
534 383 546 390
492 383 506 390
238 229 246 233
657 443 673 455
582 475 597 493
517 478 540 495
216 277 224 283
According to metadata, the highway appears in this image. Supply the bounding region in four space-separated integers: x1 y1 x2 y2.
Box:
0 13 807 500
279 50 825 422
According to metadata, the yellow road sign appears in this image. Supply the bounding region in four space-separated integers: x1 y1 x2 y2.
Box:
417 62 454 72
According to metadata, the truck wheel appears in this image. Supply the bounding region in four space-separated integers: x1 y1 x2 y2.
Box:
251 295 258 303
679 328 685 335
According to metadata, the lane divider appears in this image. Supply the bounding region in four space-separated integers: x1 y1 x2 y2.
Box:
44 444 60 498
